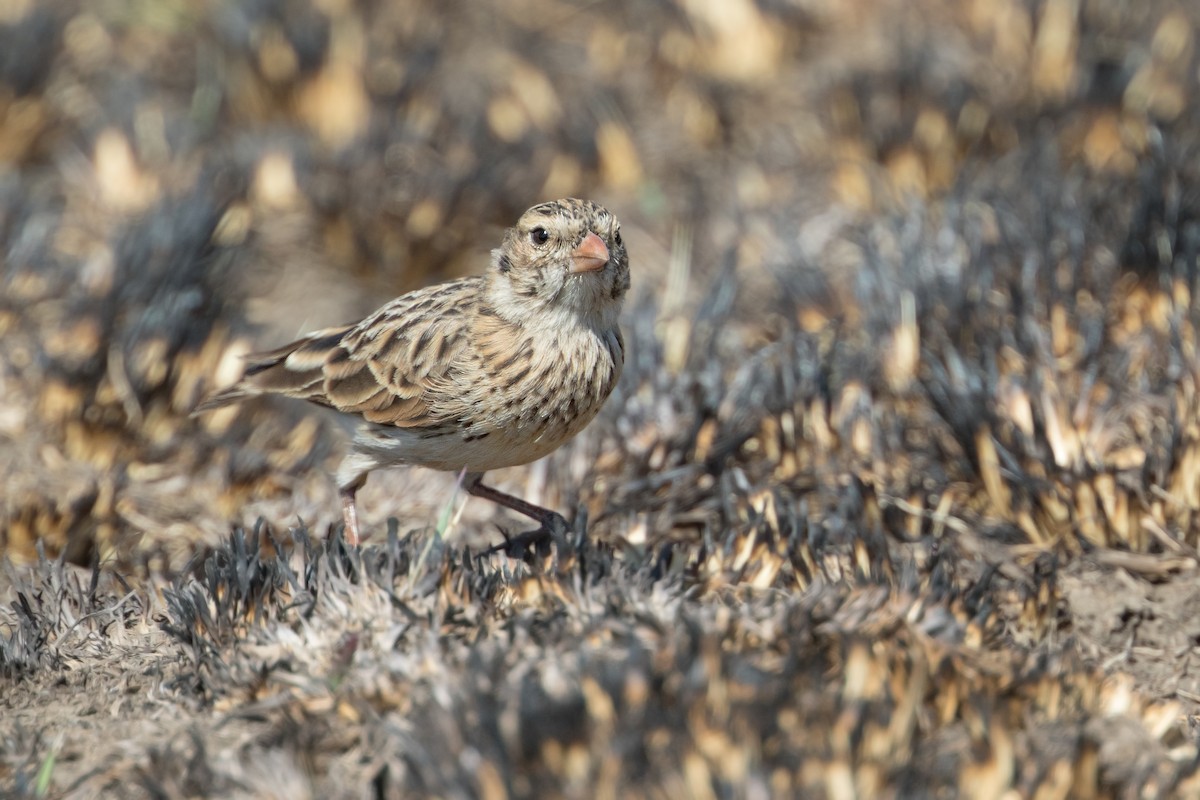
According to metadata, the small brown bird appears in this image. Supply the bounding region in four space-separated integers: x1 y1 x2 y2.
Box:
197 198 629 550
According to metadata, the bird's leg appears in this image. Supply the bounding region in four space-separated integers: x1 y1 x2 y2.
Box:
340 490 361 546
464 472 564 526
338 473 367 546
464 472 569 556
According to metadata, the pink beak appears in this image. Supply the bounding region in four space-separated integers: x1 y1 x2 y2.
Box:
569 231 609 274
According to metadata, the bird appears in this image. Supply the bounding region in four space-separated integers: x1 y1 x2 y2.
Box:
196 198 629 551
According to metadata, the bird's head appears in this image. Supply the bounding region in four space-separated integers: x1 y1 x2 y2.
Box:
488 198 629 331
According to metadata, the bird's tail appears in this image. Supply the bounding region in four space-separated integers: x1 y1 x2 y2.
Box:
191 384 261 415
192 325 351 416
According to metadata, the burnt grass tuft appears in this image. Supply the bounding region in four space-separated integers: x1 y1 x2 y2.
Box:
7 0 1200 796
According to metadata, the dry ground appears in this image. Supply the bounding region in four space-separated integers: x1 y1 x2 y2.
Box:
6 0 1200 797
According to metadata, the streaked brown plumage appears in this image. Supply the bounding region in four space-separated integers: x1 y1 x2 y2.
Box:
197 198 629 549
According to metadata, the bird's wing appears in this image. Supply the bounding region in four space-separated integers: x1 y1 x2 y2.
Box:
196 278 478 427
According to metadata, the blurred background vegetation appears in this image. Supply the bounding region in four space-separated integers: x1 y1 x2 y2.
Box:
4 0 1196 567
6 0 1200 795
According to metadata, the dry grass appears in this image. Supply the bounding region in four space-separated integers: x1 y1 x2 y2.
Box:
6 0 1200 796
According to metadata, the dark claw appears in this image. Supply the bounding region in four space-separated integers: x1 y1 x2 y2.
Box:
484 512 571 560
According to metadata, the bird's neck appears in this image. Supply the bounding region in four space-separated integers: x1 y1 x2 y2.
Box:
482 275 618 337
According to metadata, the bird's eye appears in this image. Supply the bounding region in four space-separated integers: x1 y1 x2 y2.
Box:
530 227 550 246
614 230 623 247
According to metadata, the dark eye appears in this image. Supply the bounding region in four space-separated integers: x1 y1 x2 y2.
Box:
530 227 550 245
614 230 623 247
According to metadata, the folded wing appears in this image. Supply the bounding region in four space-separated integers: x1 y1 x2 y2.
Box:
195 279 476 428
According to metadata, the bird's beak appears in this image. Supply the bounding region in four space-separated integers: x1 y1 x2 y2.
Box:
569 232 609 274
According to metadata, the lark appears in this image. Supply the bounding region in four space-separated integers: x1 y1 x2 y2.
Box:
197 198 629 550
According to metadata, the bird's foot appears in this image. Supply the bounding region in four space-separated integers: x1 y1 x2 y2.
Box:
484 512 571 560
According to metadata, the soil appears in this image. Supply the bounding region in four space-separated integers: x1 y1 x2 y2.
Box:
6 0 1200 796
